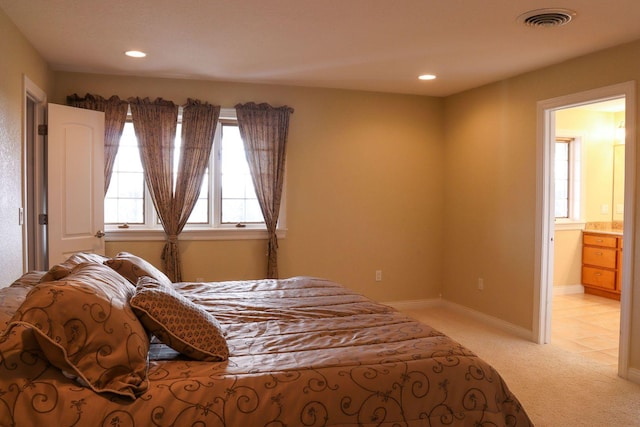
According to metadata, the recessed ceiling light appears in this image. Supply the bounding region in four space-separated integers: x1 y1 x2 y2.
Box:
125 50 147 58
418 74 436 81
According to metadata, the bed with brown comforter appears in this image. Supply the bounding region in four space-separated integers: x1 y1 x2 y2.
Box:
0 252 532 426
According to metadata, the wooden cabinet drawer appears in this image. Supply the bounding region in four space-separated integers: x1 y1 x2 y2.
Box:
582 231 622 299
583 233 618 248
582 246 616 268
582 266 616 290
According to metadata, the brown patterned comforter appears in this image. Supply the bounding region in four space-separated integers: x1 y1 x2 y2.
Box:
0 276 532 426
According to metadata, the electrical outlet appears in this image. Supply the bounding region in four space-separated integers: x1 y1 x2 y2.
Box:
375 270 382 282
477 278 484 291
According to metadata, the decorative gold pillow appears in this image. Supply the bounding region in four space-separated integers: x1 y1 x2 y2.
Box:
2 262 149 399
130 276 229 362
105 252 173 287
39 252 110 283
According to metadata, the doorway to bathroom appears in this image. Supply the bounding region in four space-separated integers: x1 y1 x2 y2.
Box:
535 81 635 379
552 99 625 368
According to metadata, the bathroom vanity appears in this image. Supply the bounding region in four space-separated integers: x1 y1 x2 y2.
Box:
582 231 622 300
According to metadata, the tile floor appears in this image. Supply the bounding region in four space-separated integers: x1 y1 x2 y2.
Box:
551 292 620 368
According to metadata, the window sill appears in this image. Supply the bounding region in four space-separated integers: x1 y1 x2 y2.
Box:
105 227 287 242
554 220 585 231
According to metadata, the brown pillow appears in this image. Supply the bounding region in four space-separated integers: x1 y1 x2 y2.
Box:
10 270 46 287
105 252 173 287
130 276 228 362
0 286 32 334
39 252 110 283
1 262 149 399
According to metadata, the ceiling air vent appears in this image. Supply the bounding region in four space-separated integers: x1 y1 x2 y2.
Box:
517 8 576 28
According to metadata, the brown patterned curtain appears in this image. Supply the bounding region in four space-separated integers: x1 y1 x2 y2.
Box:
129 97 218 282
129 97 179 279
166 100 219 281
235 102 294 279
66 93 129 193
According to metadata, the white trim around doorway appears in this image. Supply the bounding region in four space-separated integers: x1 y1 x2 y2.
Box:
534 81 636 382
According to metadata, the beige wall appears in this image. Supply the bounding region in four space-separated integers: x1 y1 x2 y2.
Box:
442 80 540 329
443 39 640 371
557 108 618 222
52 73 446 302
553 229 583 288
0 8 52 284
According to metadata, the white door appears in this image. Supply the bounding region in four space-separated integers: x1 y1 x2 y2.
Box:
47 103 105 266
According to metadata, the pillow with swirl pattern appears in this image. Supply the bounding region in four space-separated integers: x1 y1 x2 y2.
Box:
38 252 111 283
1 262 149 399
105 252 173 287
130 276 229 361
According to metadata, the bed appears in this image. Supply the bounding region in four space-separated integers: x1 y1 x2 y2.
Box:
0 252 532 426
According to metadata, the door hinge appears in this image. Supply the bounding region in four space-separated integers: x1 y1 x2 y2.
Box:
38 124 48 136
38 214 48 225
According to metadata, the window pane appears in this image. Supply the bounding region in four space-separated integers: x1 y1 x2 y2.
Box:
555 141 570 218
199 170 209 194
243 175 257 199
104 198 119 223
178 125 212 225
116 146 142 171
245 199 264 222
105 174 118 199
220 124 263 224
105 198 143 224
221 199 246 223
186 169 210 224
105 122 145 224
221 174 246 198
172 123 182 192
188 198 209 223
114 172 144 198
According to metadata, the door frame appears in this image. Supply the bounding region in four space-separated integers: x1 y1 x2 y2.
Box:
534 81 636 380
22 75 47 271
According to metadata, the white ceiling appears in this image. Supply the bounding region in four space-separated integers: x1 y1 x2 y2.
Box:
3 1 640 97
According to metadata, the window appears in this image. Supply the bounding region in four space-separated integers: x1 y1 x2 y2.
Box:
105 109 277 240
105 123 145 224
554 139 570 218
554 136 581 221
218 124 263 224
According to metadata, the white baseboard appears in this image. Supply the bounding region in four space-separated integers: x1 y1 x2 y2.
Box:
384 298 441 312
553 284 584 295
441 300 534 340
383 297 533 341
624 367 640 385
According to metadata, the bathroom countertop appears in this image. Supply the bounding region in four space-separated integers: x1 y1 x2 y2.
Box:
583 228 623 236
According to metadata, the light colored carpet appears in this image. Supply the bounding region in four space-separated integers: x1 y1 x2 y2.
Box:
399 305 640 427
